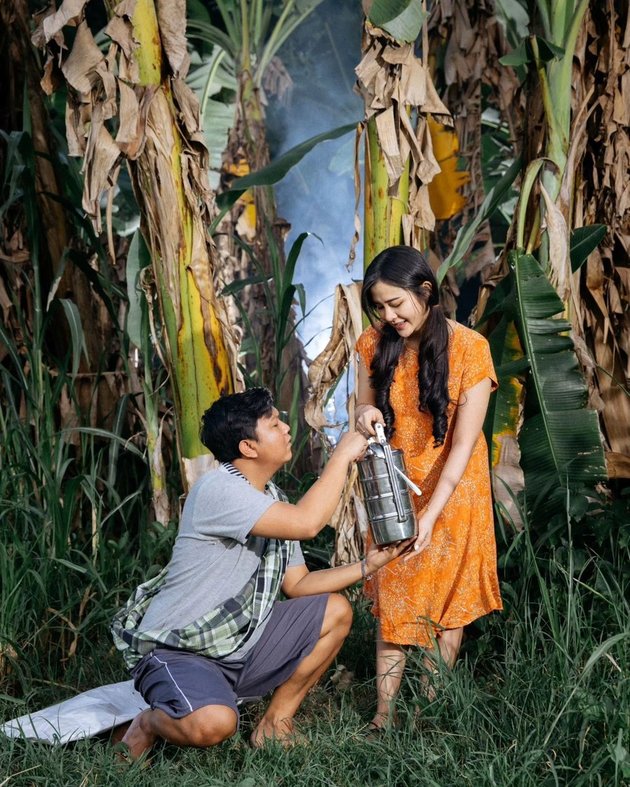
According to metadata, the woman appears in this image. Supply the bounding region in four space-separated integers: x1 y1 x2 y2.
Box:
355 245 502 732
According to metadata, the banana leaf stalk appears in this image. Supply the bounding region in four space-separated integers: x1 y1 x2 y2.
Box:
363 116 409 263
533 0 589 203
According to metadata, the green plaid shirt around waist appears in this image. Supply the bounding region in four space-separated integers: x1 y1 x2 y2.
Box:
111 465 293 670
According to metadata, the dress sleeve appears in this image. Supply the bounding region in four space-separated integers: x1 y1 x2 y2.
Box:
355 326 378 368
461 333 498 393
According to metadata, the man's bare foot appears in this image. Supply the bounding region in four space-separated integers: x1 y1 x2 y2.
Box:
118 710 156 761
250 717 304 748
110 721 131 745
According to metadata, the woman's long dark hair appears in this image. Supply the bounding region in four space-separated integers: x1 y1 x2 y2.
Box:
361 245 450 446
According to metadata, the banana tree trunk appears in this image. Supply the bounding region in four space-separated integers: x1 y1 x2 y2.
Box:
218 67 285 389
129 0 236 489
34 0 239 496
363 116 409 264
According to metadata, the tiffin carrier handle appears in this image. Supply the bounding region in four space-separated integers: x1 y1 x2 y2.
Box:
374 423 407 523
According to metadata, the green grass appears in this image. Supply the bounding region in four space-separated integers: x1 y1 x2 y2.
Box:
0 348 627 785
1 545 628 786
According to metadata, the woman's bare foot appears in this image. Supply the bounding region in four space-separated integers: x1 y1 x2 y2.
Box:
250 716 304 748
420 674 438 702
367 710 399 732
119 710 156 760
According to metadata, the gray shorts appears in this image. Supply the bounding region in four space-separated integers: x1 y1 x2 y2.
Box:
131 593 329 721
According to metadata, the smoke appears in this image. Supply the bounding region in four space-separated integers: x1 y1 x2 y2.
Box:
268 1 364 367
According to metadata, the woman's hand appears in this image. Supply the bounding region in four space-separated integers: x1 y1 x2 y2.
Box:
402 512 436 561
364 538 414 574
355 403 385 437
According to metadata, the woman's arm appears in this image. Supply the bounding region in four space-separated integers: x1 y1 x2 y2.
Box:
410 377 493 555
355 356 385 436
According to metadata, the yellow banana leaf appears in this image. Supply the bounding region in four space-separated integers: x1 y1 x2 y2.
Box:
426 115 469 221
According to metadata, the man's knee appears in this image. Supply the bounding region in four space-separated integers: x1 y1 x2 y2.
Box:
181 705 238 748
324 593 353 636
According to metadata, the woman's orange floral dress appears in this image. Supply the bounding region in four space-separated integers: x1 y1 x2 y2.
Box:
356 321 502 647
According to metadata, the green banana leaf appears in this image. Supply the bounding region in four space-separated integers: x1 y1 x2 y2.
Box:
436 156 521 284
499 35 565 67
367 0 427 43
570 224 607 272
512 250 606 514
212 121 358 226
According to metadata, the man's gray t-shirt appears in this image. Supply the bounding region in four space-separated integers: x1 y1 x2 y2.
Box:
138 465 305 661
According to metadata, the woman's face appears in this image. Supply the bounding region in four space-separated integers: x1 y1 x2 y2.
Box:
369 280 430 341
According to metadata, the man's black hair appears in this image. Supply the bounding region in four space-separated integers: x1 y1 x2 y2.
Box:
200 387 274 462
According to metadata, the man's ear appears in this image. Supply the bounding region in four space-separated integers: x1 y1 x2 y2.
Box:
238 438 258 459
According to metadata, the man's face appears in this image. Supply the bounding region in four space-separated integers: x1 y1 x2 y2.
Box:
253 408 292 467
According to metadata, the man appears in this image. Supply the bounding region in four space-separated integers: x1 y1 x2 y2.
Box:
112 388 408 758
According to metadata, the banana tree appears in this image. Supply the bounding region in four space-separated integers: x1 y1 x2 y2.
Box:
357 0 491 328
479 164 606 520
436 1 626 518
33 0 239 502
186 0 323 417
354 0 449 270
490 0 628 485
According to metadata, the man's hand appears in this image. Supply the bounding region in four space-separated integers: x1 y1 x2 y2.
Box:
333 430 369 463
364 538 415 574
282 537 415 598
355 404 385 437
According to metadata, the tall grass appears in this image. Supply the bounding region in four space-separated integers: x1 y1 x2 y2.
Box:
0 127 170 697
1 486 627 785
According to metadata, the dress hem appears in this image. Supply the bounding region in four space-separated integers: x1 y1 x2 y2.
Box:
370 603 503 648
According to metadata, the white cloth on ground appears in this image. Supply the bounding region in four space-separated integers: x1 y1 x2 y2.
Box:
1 680 149 744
